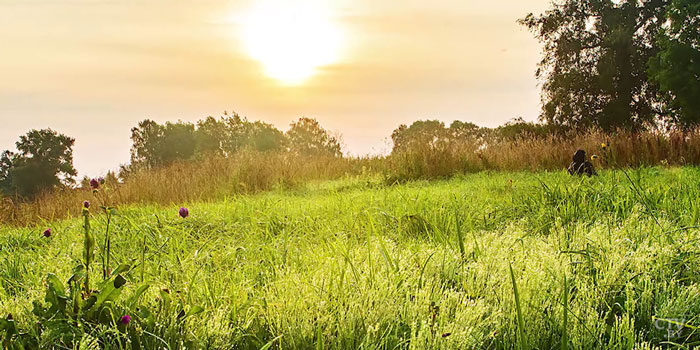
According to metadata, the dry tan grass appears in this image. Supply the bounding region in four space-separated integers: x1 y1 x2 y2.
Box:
0 151 377 226
384 129 700 181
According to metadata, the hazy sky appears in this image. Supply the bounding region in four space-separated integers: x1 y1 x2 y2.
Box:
0 0 550 176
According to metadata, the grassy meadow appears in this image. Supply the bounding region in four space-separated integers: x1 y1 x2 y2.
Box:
6 128 700 227
2 167 700 348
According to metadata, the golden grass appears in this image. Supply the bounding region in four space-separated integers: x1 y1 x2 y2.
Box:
0 151 378 226
384 128 700 181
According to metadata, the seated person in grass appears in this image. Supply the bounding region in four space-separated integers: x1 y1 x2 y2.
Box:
568 149 596 177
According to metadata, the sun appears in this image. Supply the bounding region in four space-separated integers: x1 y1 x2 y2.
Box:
240 0 343 85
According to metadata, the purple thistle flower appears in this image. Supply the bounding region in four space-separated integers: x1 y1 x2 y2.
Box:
98 177 105 184
83 200 90 209
120 314 131 325
89 178 100 189
42 228 52 238
178 207 189 218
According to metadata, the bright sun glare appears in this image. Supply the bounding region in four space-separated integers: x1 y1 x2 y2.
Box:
241 1 343 85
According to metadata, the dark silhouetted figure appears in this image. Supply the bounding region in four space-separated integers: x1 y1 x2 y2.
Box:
568 149 595 176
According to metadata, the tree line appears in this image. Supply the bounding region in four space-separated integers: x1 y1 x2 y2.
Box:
127 113 341 169
0 115 578 198
0 116 341 198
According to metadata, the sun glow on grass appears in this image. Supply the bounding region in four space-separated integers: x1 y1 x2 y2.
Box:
239 0 343 85
4 169 700 347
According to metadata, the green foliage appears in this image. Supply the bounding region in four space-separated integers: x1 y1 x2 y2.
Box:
392 120 448 152
3 168 700 348
648 0 700 128
129 119 197 167
520 0 669 130
195 116 229 155
0 194 204 348
391 118 563 155
129 113 329 169
509 263 528 350
493 117 566 141
286 117 342 157
0 129 77 198
248 120 287 152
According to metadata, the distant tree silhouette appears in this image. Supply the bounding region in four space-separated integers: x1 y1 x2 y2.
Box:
286 117 342 157
195 116 228 155
449 120 488 140
391 118 568 156
130 120 196 167
130 113 291 167
159 121 196 163
391 120 452 153
648 0 700 129
493 117 565 140
0 129 77 198
520 0 670 130
219 113 251 154
130 119 164 167
248 121 287 152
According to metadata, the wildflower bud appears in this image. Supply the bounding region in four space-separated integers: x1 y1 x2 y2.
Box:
120 314 131 325
178 207 189 218
98 177 105 184
89 178 100 189
83 200 90 209
42 228 52 238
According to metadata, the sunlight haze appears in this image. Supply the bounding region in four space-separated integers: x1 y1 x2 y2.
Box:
0 0 550 176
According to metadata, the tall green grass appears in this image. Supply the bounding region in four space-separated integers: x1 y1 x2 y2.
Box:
2 167 700 348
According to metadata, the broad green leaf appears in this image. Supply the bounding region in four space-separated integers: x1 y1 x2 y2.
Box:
88 275 127 311
185 305 204 318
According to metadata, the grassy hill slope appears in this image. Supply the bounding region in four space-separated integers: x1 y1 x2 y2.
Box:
2 168 700 348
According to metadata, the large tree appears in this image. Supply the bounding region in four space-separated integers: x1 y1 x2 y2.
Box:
0 129 77 198
520 0 669 130
648 0 700 128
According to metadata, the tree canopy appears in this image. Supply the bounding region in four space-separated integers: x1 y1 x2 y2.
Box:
129 114 339 168
0 129 77 198
520 0 670 130
648 0 700 128
286 117 342 157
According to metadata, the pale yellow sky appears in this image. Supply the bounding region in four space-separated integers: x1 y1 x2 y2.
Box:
0 0 550 176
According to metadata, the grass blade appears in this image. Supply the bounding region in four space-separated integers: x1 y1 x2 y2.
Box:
454 207 466 258
509 263 528 350
562 274 568 350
